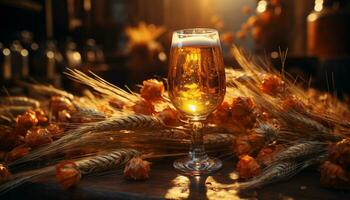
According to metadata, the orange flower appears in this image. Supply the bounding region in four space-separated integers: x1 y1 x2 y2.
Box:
260 74 285 96
34 109 48 124
50 96 74 115
231 97 256 130
25 127 52 148
55 161 81 190
208 101 231 125
281 95 306 113
320 161 349 190
47 124 64 140
140 79 165 102
156 107 180 126
328 139 350 168
236 155 260 179
16 111 38 131
131 99 155 115
7 146 30 161
124 157 151 180
232 133 264 156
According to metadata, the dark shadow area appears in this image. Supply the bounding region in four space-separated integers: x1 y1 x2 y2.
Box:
1 160 350 200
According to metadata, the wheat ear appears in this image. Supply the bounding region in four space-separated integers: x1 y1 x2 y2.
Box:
1 149 138 194
10 115 164 167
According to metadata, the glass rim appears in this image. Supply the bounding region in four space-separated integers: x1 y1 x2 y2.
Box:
174 28 218 36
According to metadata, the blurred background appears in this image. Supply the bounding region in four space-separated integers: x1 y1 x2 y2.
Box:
0 0 349 96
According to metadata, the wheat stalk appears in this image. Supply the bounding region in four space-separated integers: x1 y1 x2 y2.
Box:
0 106 32 116
10 114 164 167
65 69 140 104
0 106 33 123
21 83 74 99
0 97 40 108
237 156 324 190
204 134 234 147
284 112 330 134
231 45 350 136
76 148 139 174
72 104 107 120
272 141 327 163
1 149 138 194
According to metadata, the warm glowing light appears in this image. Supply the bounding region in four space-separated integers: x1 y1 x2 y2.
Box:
158 51 167 61
83 0 92 11
165 175 190 199
2 48 10 56
308 13 318 22
188 104 197 112
181 99 204 115
270 51 279 59
73 52 81 61
20 49 29 57
31 43 39 50
178 83 205 115
257 0 267 13
228 172 239 180
46 51 55 59
205 176 240 199
191 52 199 61
314 4 323 11
165 174 241 199
194 176 201 183
314 0 323 11
185 52 200 62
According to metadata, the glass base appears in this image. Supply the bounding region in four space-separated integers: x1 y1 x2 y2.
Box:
173 157 222 176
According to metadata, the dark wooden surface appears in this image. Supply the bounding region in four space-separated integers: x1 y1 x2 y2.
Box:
2 159 350 200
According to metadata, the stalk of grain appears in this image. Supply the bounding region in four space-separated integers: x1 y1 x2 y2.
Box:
10 114 164 167
0 149 139 194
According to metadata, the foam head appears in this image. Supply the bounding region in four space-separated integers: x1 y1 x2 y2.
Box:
171 35 218 48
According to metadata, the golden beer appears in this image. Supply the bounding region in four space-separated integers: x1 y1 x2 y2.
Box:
168 37 226 119
168 28 225 175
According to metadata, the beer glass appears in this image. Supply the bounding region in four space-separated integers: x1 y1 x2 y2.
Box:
168 28 226 175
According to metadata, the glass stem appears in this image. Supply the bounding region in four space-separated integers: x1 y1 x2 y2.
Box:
188 121 208 163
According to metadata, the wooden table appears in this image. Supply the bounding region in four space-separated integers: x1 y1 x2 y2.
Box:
2 159 350 200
